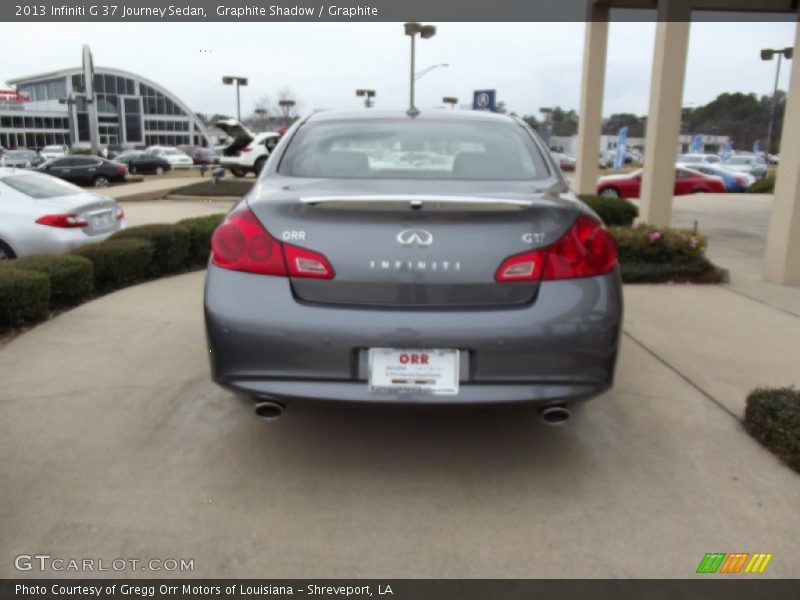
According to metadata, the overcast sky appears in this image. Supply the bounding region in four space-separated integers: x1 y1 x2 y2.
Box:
0 21 795 119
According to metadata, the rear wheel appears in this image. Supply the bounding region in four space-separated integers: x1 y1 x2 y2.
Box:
230 167 247 178
93 175 109 187
0 240 16 260
129 165 137 175
155 166 165 176
599 187 620 198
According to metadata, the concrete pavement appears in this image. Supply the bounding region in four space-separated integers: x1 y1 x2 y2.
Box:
1 270 799 579
121 199 235 227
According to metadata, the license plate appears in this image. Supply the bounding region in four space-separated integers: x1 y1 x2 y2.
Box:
92 212 114 228
368 348 459 395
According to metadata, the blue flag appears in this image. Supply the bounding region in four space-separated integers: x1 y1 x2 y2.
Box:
721 141 733 162
753 139 760 154
690 134 703 153
613 127 628 170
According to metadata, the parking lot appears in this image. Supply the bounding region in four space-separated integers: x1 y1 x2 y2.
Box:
1 192 799 579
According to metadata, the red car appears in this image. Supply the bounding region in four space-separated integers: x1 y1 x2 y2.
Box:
596 167 726 198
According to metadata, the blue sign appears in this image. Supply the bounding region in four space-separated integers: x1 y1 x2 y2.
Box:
753 139 760 154
721 141 733 161
473 89 496 111
690 134 703 154
613 127 628 170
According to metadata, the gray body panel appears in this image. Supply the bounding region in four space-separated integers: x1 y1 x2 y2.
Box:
203 110 623 408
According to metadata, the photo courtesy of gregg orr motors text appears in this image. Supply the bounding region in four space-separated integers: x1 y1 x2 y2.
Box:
14 555 194 573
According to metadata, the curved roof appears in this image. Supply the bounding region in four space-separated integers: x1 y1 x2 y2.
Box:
8 65 211 144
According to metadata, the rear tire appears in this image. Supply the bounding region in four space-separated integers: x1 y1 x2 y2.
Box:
230 167 246 178
93 175 109 187
0 240 16 260
599 187 620 198
155 166 165 176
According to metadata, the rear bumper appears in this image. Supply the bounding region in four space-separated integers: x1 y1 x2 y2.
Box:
204 265 623 406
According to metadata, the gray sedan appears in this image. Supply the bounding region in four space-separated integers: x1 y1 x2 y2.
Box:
0 168 126 259
204 110 623 424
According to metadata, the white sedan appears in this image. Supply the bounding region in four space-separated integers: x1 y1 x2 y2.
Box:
145 146 194 169
0 168 126 260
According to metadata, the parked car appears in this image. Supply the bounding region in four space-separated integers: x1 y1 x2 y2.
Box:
39 144 70 161
114 152 171 175
205 110 622 423
36 156 128 187
1 149 43 168
192 148 221 166
0 168 126 259
686 164 754 193
676 153 722 166
216 119 281 177
145 146 194 169
550 152 576 172
724 154 768 181
596 167 726 198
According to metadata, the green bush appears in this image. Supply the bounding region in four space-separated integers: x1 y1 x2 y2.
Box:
0 269 50 329
1 254 93 308
580 195 639 227
748 175 775 194
71 239 153 292
172 180 253 197
109 224 190 276
745 387 800 473
176 214 225 267
611 223 718 283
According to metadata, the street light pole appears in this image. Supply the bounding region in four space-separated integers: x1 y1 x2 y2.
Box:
442 96 458 109
222 76 248 122
761 47 793 155
404 22 437 116
356 89 376 108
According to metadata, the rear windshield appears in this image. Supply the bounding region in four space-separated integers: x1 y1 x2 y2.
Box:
1 173 81 198
278 119 550 180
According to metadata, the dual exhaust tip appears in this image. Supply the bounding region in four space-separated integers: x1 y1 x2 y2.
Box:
253 400 570 425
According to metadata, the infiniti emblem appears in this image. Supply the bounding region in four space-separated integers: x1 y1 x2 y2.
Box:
396 228 433 247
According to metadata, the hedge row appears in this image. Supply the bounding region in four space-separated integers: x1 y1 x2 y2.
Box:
748 175 775 194
579 195 639 227
0 215 226 330
745 387 800 473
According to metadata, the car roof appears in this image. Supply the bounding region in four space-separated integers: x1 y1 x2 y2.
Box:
305 109 519 125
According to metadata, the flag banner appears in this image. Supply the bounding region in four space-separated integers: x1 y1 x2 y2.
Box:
613 127 629 170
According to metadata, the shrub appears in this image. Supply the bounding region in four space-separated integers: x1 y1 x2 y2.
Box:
748 175 775 194
172 180 254 197
109 224 190 276
579 195 639 227
1 254 93 308
71 239 153 292
0 269 50 329
611 223 717 283
745 387 800 473
176 213 225 267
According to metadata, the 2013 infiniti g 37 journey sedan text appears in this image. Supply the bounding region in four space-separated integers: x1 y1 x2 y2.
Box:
204 110 623 424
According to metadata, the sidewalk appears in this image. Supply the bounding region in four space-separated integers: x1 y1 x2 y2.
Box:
103 175 206 201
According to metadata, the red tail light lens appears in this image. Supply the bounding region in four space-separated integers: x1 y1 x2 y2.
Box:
495 216 617 282
115 207 125 221
210 209 334 279
283 243 335 279
116 165 127 174
35 213 88 228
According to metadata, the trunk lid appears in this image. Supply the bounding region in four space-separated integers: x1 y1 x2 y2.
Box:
248 178 581 308
36 192 119 235
215 119 255 156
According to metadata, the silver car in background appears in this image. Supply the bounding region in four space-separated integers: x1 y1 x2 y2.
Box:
204 110 623 423
0 168 126 259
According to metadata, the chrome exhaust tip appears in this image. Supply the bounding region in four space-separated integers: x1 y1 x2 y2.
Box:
254 400 285 422
541 405 570 426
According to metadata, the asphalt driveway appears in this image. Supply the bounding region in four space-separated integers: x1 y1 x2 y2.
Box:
1 268 799 578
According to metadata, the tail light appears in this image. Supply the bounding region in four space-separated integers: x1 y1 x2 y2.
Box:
115 206 125 221
35 213 88 228
496 215 617 282
116 165 127 174
210 209 334 279
240 147 252 153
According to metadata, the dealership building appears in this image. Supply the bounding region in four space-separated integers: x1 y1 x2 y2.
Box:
0 63 211 150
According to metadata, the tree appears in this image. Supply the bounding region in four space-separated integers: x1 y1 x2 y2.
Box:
520 115 540 130
602 113 645 137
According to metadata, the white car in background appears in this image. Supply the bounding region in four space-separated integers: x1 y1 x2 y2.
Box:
676 153 722 166
0 168 126 260
145 146 194 169
39 144 70 161
724 153 769 181
216 119 281 177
